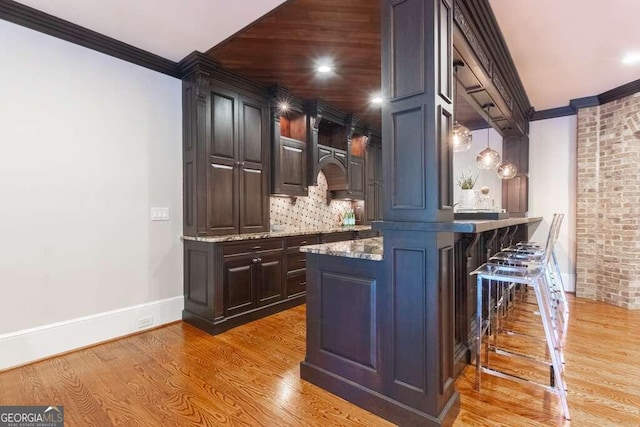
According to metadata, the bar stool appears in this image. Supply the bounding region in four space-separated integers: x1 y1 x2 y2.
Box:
492 214 569 347
471 215 571 420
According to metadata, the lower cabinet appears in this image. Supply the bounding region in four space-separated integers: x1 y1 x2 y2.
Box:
183 230 366 335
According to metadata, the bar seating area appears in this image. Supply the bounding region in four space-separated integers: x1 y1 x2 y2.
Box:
471 213 571 420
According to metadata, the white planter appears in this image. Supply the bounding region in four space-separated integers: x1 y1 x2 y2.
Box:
458 189 476 209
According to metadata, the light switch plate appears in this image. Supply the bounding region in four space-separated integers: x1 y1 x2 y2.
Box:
150 207 170 221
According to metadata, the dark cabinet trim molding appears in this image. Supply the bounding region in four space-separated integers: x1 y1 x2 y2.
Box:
0 0 180 78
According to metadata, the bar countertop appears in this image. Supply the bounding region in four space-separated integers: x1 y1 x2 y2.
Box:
373 216 542 234
300 217 542 261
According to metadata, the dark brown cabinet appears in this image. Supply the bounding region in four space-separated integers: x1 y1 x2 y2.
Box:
501 136 529 217
223 250 283 317
183 230 373 335
365 139 383 222
209 89 270 235
182 60 270 237
272 107 308 197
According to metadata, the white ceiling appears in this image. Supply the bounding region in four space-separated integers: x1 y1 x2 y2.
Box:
490 0 640 111
16 0 286 62
13 1 640 111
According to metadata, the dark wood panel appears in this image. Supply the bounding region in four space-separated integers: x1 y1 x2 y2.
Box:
286 271 307 297
183 242 213 320
241 100 263 164
240 167 266 230
438 245 455 404
439 105 454 210
391 0 424 99
211 91 236 160
438 0 453 102
502 173 528 217
390 107 425 210
319 272 376 369
256 252 284 306
209 163 237 234
223 238 283 257
224 256 255 317
391 248 426 392
207 0 381 127
348 157 365 199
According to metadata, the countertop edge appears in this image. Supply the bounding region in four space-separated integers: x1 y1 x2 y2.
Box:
182 225 372 243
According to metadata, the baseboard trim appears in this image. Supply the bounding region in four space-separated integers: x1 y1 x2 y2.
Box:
562 273 576 293
0 296 184 371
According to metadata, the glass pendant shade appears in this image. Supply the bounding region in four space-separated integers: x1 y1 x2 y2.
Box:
476 147 501 169
497 162 518 179
452 122 472 152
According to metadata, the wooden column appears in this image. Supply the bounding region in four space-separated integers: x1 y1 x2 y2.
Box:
378 0 459 424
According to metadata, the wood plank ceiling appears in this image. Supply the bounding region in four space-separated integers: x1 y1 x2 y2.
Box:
207 0 484 129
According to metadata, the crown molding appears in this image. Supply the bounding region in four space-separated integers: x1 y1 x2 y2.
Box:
0 0 180 78
530 81 640 122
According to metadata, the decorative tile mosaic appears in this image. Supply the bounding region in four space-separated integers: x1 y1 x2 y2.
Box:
269 171 353 229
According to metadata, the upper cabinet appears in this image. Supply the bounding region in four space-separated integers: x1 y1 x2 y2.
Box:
347 133 366 200
271 87 308 197
182 56 270 236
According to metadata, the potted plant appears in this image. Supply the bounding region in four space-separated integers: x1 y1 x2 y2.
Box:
456 171 478 209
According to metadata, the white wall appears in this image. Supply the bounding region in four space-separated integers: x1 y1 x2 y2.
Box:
529 116 577 292
0 21 183 368
453 127 503 208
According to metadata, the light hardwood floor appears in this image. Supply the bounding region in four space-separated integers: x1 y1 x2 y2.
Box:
1 295 639 426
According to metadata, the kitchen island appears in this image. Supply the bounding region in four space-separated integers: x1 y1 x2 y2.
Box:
299 217 541 426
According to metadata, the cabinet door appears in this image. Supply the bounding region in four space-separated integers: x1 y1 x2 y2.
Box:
208 88 239 234
276 137 307 196
256 252 283 306
223 256 256 317
348 157 365 199
502 173 528 217
238 94 269 234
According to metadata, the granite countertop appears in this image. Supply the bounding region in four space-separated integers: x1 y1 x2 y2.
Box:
300 237 383 261
182 225 372 243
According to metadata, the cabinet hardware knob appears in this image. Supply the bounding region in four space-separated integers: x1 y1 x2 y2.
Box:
252 258 258 263
301 282 306 286
300 241 307 245
257 258 262 262
252 245 261 250
299 259 306 263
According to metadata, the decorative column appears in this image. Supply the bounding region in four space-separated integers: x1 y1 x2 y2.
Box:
377 0 459 424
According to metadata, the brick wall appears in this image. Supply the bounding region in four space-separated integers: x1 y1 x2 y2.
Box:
576 93 640 309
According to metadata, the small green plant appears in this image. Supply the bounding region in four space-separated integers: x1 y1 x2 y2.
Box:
457 171 478 189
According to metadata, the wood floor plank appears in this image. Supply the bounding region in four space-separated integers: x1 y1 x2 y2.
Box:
0 294 639 426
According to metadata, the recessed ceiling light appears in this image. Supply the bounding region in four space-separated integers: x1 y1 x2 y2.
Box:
622 52 640 65
278 101 290 112
371 96 383 104
317 64 332 73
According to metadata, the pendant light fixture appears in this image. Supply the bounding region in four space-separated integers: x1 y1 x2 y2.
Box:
475 104 501 170
451 60 472 153
496 161 518 179
453 122 472 152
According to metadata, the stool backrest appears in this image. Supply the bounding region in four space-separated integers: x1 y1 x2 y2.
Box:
542 213 564 265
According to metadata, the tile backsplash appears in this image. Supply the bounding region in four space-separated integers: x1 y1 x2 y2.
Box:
270 171 353 228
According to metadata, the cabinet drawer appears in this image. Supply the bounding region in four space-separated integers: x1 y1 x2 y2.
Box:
223 239 283 257
286 271 307 297
286 234 320 250
287 252 307 273
321 231 354 243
